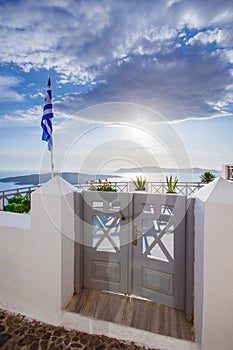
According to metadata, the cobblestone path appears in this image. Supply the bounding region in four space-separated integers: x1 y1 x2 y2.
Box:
0 309 157 350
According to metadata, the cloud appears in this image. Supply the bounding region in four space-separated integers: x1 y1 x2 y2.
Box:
0 0 233 122
2 105 42 124
0 75 24 102
56 48 233 122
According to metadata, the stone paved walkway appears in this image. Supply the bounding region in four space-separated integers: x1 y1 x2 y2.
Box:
0 309 157 350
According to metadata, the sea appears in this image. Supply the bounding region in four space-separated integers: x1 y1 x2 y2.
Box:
0 170 38 191
0 169 222 192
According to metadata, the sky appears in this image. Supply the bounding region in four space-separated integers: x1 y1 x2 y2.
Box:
0 0 233 176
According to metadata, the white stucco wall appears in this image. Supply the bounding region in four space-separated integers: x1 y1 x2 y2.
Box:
195 178 233 350
194 198 204 345
2 175 233 350
0 176 76 325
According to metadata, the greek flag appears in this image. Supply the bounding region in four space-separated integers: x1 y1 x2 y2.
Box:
41 76 53 151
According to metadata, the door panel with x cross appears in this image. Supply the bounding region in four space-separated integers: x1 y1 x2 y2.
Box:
132 193 186 310
83 191 133 294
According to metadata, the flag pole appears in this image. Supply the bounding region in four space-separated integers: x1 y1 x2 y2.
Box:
51 146 54 178
41 74 55 179
49 73 54 179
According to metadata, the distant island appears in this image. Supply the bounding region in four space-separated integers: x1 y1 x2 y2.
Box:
0 167 221 187
115 166 220 174
0 172 119 186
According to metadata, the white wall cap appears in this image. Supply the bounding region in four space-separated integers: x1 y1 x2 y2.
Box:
33 175 77 196
195 177 233 203
0 211 30 229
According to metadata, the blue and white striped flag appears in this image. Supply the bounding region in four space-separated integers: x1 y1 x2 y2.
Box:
41 76 53 151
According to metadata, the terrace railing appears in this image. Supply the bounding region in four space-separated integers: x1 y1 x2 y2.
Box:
0 181 204 211
0 185 40 211
149 181 204 196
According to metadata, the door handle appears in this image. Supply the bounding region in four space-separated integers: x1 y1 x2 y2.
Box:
133 223 141 246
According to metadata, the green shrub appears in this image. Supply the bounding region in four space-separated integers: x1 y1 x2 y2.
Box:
5 195 30 213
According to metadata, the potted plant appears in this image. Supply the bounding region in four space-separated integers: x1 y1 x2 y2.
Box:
87 179 117 192
200 171 216 184
165 175 178 193
132 175 147 191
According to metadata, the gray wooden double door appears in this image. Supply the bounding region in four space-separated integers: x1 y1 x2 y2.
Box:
83 191 186 310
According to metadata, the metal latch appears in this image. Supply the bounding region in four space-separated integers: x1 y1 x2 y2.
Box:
133 223 141 246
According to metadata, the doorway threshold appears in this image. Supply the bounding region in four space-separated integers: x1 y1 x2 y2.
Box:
66 288 194 342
